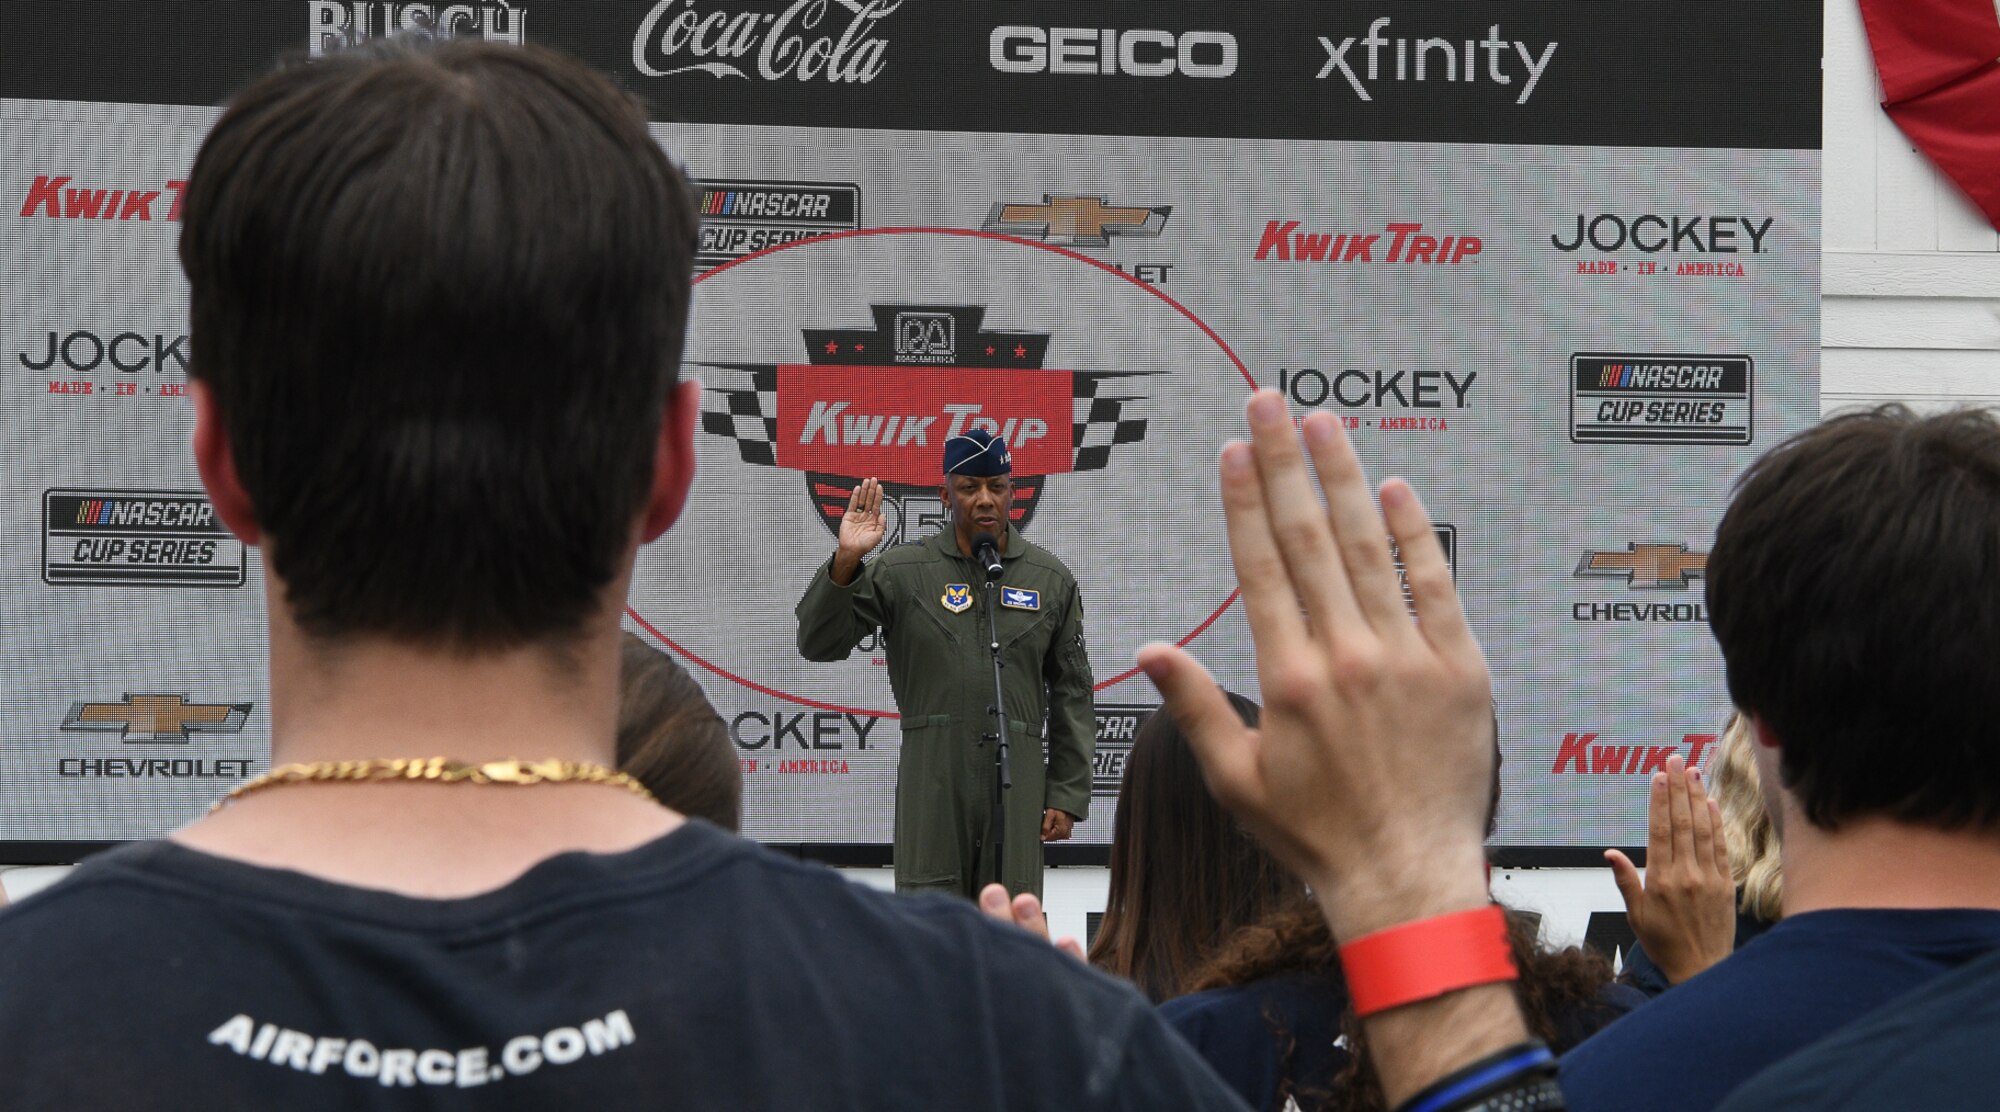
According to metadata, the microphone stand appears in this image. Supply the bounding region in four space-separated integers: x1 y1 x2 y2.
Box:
980 558 1012 894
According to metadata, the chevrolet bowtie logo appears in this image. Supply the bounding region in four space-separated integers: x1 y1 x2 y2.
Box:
62 694 253 743
983 195 1171 247
1575 544 1708 590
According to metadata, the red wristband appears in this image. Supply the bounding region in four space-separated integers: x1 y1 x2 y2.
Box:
1338 905 1517 1018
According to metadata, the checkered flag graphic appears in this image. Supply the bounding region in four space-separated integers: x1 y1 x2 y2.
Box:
1071 373 1149 472
697 365 780 467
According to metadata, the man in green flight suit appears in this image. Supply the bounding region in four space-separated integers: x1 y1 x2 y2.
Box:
796 428 1094 900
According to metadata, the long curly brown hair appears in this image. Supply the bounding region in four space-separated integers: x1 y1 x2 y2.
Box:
1188 900 1619 1112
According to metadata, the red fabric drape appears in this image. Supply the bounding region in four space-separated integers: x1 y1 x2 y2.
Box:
1858 0 2000 230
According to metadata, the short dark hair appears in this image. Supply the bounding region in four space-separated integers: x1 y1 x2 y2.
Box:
180 39 697 647
1708 405 2000 832
616 634 741 831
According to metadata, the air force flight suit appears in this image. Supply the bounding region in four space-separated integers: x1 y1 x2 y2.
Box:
796 523 1094 899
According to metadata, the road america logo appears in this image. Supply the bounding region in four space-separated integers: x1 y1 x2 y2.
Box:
696 303 1150 543
632 0 902 83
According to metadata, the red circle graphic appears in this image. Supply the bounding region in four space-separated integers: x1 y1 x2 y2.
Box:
629 226 1253 717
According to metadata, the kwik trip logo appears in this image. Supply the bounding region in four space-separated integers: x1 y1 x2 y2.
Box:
1255 221 1481 266
696 180 860 271
1572 542 1708 624
1569 354 1753 445
696 304 1149 544
308 2 526 56
634 0 902 83
1552 731 1718 776
43 490 247 588
991 26 1238 78
1316 18 1556 104
18 176 184 222
982 196 1175 284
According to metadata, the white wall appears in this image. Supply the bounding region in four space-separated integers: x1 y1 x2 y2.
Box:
6 3 1995 944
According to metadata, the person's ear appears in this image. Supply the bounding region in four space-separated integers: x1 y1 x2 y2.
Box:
1749 714 1782 750
189 380 261 545
641 379 700 542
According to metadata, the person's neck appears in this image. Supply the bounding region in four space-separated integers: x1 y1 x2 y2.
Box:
1779 807 2000 916
173 594 680 898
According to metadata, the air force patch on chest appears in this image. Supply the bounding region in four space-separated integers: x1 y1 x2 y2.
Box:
941 584 973 614
1001 587 1041 611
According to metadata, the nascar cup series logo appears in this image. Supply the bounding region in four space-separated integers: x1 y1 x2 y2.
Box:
697 303 1150 540
1569 353 1753 445
696 180 860 271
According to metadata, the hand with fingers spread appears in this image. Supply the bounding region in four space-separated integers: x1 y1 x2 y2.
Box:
1606 754 1738 985
1137 390 1524 1105
831 477 886 585
977 883 1086 962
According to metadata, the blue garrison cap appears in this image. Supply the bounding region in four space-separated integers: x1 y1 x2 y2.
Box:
942 428 1012 477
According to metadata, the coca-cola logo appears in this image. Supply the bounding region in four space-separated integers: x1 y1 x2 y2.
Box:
632 0 902 83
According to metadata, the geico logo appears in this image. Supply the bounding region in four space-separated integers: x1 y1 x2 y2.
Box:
19 331 189 374
990 27 1238 78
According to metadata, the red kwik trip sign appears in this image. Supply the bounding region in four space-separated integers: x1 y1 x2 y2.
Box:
775 365 1074 486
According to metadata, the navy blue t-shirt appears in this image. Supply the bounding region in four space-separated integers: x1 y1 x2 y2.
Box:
1561 907 2000 1112
1161 969 1644 1111
0 822 1248 1111
1715 945 2000 1111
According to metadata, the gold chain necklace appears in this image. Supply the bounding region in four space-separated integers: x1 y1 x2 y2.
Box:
212 757 658 813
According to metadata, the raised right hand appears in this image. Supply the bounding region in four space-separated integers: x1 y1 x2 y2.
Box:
1606 755 1737 984
837 478 887 563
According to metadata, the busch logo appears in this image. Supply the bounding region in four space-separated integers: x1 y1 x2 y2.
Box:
18 176 185 222
991 27 1238 78
632 0 901 83
307 2 525 56
894 312 954 363
1552 732 1717 775
21 331 188 375
1317 18 1556 104
697 304 1149 544
1552 215 1774 254
1255 221 1481 265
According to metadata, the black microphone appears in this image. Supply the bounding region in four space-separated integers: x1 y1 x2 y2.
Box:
971 532 1003 581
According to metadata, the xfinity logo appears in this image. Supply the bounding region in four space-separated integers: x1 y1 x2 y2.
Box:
1553 215 1774 254
633 0 900 83
991 27 1238 78
1317 18 1556 105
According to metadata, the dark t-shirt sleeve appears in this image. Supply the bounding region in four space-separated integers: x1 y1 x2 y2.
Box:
1107 1005 1256 1111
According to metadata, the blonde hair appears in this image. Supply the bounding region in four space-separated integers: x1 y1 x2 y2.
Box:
1710 713 1783 921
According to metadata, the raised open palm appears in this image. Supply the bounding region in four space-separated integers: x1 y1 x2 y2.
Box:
839 477 887 559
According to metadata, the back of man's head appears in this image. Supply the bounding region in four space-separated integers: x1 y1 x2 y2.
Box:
1708 405 2000 833
179 39 696 648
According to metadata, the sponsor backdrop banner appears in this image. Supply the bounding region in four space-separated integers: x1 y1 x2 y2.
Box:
0 2 1820 861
